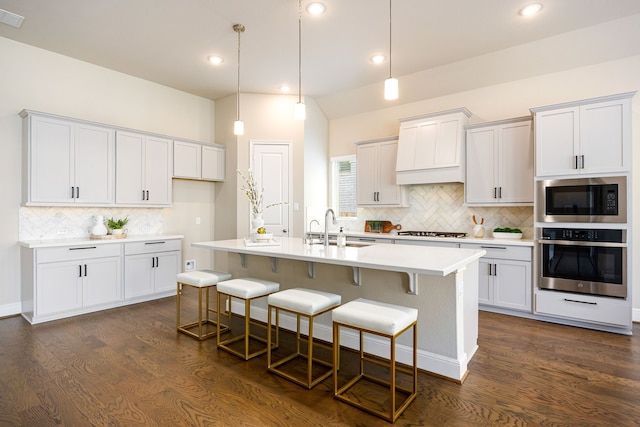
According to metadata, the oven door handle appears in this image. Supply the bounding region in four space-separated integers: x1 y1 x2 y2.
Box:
539 239 626 248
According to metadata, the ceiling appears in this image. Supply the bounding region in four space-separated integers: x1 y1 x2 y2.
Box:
1 0 640 118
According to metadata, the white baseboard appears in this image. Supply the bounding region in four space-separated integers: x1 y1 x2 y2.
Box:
229 300 468 381
0 302 21 318
633 307 640 323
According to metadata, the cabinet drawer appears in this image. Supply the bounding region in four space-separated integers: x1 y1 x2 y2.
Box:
125 239 181 255
460 243 531 261
37 244 122 263
535 290 630 327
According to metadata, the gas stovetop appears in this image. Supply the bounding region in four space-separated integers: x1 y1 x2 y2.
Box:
397 231 468 238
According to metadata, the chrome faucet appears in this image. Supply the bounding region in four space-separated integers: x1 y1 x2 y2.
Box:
324 208 337 246
308 219 320 239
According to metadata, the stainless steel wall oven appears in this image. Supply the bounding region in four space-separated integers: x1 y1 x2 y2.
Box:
536 176 626 223
538 228 627 298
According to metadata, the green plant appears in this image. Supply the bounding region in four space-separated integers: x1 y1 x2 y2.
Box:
107 216 128 229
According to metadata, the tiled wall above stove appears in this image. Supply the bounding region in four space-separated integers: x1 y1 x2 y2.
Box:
339 183 534 239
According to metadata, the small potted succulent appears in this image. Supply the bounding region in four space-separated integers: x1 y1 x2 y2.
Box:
107 216 128 235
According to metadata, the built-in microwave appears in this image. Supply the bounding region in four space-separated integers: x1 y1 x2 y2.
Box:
536 176 627 223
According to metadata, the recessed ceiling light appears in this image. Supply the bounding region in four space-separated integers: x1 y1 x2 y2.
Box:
207 55 224 65
519 3 543 16
306 2 326 15
279 85 291 93
371 54 387 64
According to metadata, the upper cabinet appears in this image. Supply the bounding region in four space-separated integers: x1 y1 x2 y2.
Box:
356 137 409 207
116 131 172 206
21 110 115 206
465 117 533 206
531 92 635 177
396 108 471 185
173 140 225 182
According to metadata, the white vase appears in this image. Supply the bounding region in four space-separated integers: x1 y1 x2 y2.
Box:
90 215 108 236
251 213 264 233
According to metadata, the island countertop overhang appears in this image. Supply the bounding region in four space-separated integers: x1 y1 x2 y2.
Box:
192 238 485 277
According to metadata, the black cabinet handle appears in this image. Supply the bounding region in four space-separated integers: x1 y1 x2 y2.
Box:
498 187 502 198
580 155 585 169
76 187 80 198
84 264 87 277
493 187 497 199
144 241 166 245
69 246 97 251
79 265 82 277
146 190 150 200
564 298 597 305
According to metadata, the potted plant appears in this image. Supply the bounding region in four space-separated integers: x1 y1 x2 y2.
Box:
107 216 128 235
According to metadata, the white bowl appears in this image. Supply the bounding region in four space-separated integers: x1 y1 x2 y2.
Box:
493 232 523 240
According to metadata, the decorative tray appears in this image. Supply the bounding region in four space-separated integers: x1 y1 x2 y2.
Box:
90 234 127 240
244 238 280 247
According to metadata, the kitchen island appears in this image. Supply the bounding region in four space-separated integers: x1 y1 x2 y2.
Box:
193 238 485 382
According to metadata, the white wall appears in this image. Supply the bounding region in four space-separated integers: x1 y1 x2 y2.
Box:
328 55 640 316
0 37 217 316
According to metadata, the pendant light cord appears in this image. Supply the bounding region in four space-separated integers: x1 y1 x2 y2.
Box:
298 0 302 104
388 0 392 79
234 24 245 121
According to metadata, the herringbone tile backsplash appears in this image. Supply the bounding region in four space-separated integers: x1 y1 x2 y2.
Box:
344 183 534 238
19 207 163 240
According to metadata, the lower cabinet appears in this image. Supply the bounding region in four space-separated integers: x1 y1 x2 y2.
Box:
21 237 182 324
124 240 181 299
461 243 532 312
535 289 631 329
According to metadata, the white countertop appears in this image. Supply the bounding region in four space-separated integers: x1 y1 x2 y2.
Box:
336 231 534 247
193 237 486 277
19 234 184 248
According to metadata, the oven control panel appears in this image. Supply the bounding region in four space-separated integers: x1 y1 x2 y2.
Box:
539 228 625 243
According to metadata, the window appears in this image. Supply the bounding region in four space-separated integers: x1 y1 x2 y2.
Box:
330 155 357 218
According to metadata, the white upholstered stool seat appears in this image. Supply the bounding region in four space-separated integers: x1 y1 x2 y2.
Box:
267 288 341 389
176 270 232 340
216 278 280 360
332 298 418 423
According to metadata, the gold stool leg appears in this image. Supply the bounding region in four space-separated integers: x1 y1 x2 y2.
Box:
176 282 182 331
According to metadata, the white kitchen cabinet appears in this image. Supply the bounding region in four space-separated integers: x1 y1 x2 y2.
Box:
21 110 115 206
460 243 532 312
116 131 172 206
173 140 225 181
356 137 408 207
531 92 634 177
23 243 122 323
396 108 471 185
465 117 533 205
124 240 181 299
535 289 631 330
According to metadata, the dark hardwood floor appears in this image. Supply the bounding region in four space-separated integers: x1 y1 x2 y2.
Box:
1 297 639 426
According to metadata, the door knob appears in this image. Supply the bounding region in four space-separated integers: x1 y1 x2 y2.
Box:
282 229 288 233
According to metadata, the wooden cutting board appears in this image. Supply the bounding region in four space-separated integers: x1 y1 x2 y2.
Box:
365 220 402 233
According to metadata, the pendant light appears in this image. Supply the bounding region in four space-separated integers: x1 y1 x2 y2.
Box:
384 0 398 100
233 24 245 135
294 0 306 120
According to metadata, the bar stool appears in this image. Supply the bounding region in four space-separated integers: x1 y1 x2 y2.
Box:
176 270 232 340
216 278 280 360
332 298 418 423
267 288 341 389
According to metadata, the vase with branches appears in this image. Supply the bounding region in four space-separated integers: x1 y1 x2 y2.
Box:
237 169 287 233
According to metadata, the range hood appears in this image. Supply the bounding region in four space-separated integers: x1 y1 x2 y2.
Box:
396 108 471 185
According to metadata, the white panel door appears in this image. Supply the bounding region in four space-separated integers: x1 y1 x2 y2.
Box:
30 116 74 203
83 257 122 307
465 127 497 204
144 136 172 205
116 131 145 204
36 261 82 315
74 124 114 205
153 252 180 294
251 142 291 237
499 121 533 203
